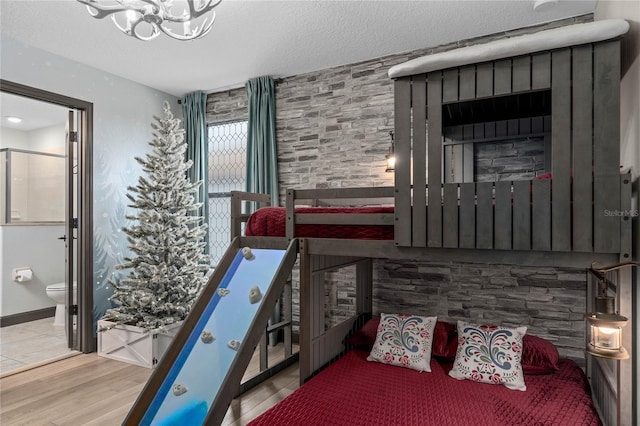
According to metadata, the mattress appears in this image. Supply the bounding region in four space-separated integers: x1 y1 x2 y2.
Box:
248 350 601 426
245 206 394 240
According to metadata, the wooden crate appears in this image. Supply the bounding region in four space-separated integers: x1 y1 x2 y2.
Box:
97 320 182 368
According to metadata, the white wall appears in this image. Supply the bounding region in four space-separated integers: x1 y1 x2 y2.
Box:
29 124 66 154
0 225 64 316
0 35 180 323
0 127 29 149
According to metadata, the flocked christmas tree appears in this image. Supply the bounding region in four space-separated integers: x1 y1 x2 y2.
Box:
102 101 209 330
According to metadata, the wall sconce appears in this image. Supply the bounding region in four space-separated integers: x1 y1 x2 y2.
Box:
585 274 629 359
385 131 395 173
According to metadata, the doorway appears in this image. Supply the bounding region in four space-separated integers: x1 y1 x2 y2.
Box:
0 80 94 369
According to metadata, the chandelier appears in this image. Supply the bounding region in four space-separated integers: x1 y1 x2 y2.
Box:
77 0 222 41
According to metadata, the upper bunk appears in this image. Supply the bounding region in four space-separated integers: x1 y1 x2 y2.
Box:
235 19 632 269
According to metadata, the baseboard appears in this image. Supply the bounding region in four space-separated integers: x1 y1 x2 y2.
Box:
0 307 56 327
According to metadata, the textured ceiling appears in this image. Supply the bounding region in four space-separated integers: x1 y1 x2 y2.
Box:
1 0 597 97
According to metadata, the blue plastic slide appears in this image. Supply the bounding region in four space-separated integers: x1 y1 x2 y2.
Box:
123 238 298 426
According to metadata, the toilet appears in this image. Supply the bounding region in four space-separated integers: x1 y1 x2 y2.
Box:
46 282 77 326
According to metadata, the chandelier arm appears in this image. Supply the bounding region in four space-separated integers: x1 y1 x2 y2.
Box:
159 0 221 23
188 0 223 16
76 0 144 20
129 17 161 41
158 15 215 41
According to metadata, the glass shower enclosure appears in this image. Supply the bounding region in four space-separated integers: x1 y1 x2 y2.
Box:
1 148 65 224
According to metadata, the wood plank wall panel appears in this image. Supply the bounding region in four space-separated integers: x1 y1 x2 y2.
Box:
593 41 621 253
620 174 632 260
571 45 593 252
493 59 512 95
532 180 551 251
394 78 412 247
551 49 572 251
531 52 551 89
476 62 493 98
443 184 459 248
512 56 531 92
476 182 493 249
494 181 512 250
427 72 443 247
442 69 459 103
355 260 373 314
463 145 474 183
513 180 531 250
394 41 622 254
458 65 476 101
412 76 427 247
454 145 465 182
459 183 475 248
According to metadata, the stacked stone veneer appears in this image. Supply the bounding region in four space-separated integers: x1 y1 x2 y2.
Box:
206 15 593 364
374 261 587 364
475 136 546 182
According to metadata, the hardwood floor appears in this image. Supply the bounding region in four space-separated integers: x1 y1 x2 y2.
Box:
0 345 300 426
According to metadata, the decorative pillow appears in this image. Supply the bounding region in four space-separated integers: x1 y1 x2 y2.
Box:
367 313 437 372
521 334 560 375
449 321 527 391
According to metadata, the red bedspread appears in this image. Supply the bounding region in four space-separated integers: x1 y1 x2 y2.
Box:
249 350 601 426
245 206 394 240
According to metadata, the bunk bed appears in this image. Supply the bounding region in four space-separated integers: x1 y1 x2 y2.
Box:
231 18 633 426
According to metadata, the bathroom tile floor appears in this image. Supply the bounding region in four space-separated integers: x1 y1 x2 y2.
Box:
0 318 76 375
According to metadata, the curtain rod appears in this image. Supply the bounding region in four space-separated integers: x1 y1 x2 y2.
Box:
177 78 284 104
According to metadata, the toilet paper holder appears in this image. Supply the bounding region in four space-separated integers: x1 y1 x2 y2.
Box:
13 267 33 283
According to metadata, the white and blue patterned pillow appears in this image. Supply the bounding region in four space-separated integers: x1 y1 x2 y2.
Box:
449 321 527 391
367 313 437 372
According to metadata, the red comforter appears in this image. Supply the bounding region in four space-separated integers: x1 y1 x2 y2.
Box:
249 350 601 426
245 206 394 240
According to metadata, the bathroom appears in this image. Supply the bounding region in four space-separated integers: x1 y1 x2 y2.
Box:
0 92 76 374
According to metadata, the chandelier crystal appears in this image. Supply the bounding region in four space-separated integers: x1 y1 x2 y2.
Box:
77 0 222 41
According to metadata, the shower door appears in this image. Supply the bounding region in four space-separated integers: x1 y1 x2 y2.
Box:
64 110 78 349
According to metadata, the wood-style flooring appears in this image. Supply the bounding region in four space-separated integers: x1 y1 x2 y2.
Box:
0 345 300 426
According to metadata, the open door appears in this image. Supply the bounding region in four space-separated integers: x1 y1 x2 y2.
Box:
1 79 94 353
64 110 78 349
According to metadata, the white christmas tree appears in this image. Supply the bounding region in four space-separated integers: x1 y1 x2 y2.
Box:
102 101 209 330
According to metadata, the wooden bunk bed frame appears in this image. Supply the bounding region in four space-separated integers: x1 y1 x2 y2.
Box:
229 20 634 426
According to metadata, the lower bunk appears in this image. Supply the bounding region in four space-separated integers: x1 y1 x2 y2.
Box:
249 319 601 426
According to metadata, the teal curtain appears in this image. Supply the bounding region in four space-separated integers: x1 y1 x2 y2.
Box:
246 76 279 209
181 91 209 252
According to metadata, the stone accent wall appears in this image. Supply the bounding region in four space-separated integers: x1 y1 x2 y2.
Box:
475 136 546 182
205 15 593 363
206 87 247 123
374 261 587 364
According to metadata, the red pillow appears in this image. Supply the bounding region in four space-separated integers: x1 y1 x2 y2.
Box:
345 316 380 350
432 321 457 360
346 317 457 360
521 334 560 375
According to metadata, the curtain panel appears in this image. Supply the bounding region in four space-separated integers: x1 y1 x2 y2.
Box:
246 76 279 209
181 91 209 253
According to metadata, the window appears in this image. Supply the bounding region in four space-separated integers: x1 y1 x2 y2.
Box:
442 90 551 183
207 120 247 266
